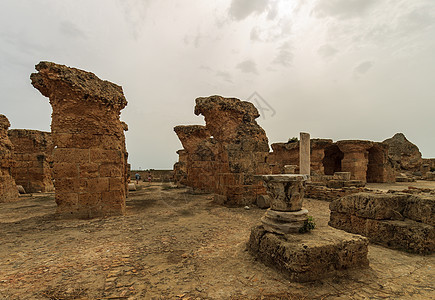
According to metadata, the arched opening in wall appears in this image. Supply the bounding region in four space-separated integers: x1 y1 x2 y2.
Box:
367 146 384 183
323 145 344 175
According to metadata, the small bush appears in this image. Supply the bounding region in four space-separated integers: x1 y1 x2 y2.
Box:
287 137 298 143
299 216 316 233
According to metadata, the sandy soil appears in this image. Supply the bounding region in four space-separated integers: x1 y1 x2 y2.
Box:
0 182 434 299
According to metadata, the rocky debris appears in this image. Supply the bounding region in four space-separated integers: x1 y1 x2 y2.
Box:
31 61 128 218
329 192 435 254
174 95 271 206
0 115 19 202
17 185 26 194
248 225 369 282
8 129 54 193
383 133 422 171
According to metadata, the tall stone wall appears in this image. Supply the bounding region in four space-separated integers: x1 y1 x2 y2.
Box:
174 95 270 205
8 129 54 193
31 61 128 218
0 115 19 202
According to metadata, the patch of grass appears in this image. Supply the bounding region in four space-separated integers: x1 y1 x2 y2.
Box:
299 216 316 233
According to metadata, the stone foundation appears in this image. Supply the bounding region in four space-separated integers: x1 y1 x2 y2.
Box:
248 225 369 282
329 193 435 254
31 61 128 218
0 115 19 202
8 129 54 193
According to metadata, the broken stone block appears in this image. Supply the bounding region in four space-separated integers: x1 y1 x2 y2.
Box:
329 192 435 254
248 225 369 282
256 194 270 209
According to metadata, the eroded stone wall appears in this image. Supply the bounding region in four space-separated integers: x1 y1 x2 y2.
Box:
0 115 19 202
8 129 54 193
31 61 128 218
174 125 217 192
174 95 270 205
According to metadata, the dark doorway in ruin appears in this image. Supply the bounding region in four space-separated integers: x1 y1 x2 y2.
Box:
323 145 344 175
367 146 384 183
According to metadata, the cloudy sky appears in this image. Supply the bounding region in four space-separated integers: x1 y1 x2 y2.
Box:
1 0 434 169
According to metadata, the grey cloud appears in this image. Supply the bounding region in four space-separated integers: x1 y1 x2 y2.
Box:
317 44 339 59
59 21 86 39
250 17 292 42
236 60 258 74
354 61 373 75
215 71 233 83
229 0 270 21
266 1 279 20
272 42 292 67
313 0 378 19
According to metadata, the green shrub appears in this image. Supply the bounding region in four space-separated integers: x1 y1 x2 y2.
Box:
299 216 316 233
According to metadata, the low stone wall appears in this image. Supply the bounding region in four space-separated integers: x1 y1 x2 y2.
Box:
305 184 367 202
329 192 435 254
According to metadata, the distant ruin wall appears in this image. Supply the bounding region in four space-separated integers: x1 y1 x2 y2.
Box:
31 61 128 218
8 129 54 193
269 139 394 183
0 115 19 202
383 133 422 172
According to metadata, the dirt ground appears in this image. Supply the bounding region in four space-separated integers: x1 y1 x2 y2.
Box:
0 182 434 300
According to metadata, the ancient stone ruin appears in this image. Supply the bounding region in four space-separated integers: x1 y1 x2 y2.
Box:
248 169 369 282
268 138 394 183
329 192 435 254
0 115 19 202
174 95 271 206
31 61 128 218
383 133 422 172
8 129 54 193
174 125 217 193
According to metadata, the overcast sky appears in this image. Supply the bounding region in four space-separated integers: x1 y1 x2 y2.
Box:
1 0 434 169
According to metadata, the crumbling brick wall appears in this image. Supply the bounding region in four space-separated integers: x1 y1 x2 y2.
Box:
8 129 54 193
0 115 19 202
173 150 188 186
193 95 271 205
31 61 128 218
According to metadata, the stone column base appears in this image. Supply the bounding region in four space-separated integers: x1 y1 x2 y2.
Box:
261 208 308 234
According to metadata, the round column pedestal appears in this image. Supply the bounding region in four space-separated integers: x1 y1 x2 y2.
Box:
261 208 308 234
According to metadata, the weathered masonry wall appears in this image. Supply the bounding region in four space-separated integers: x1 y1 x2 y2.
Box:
0 115 19 202
8 129 54 193
174 125 217 192
174 95 271 206
31 61 128 218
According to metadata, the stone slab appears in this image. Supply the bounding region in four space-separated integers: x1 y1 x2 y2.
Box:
248 225 369 282
329 211 435 254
